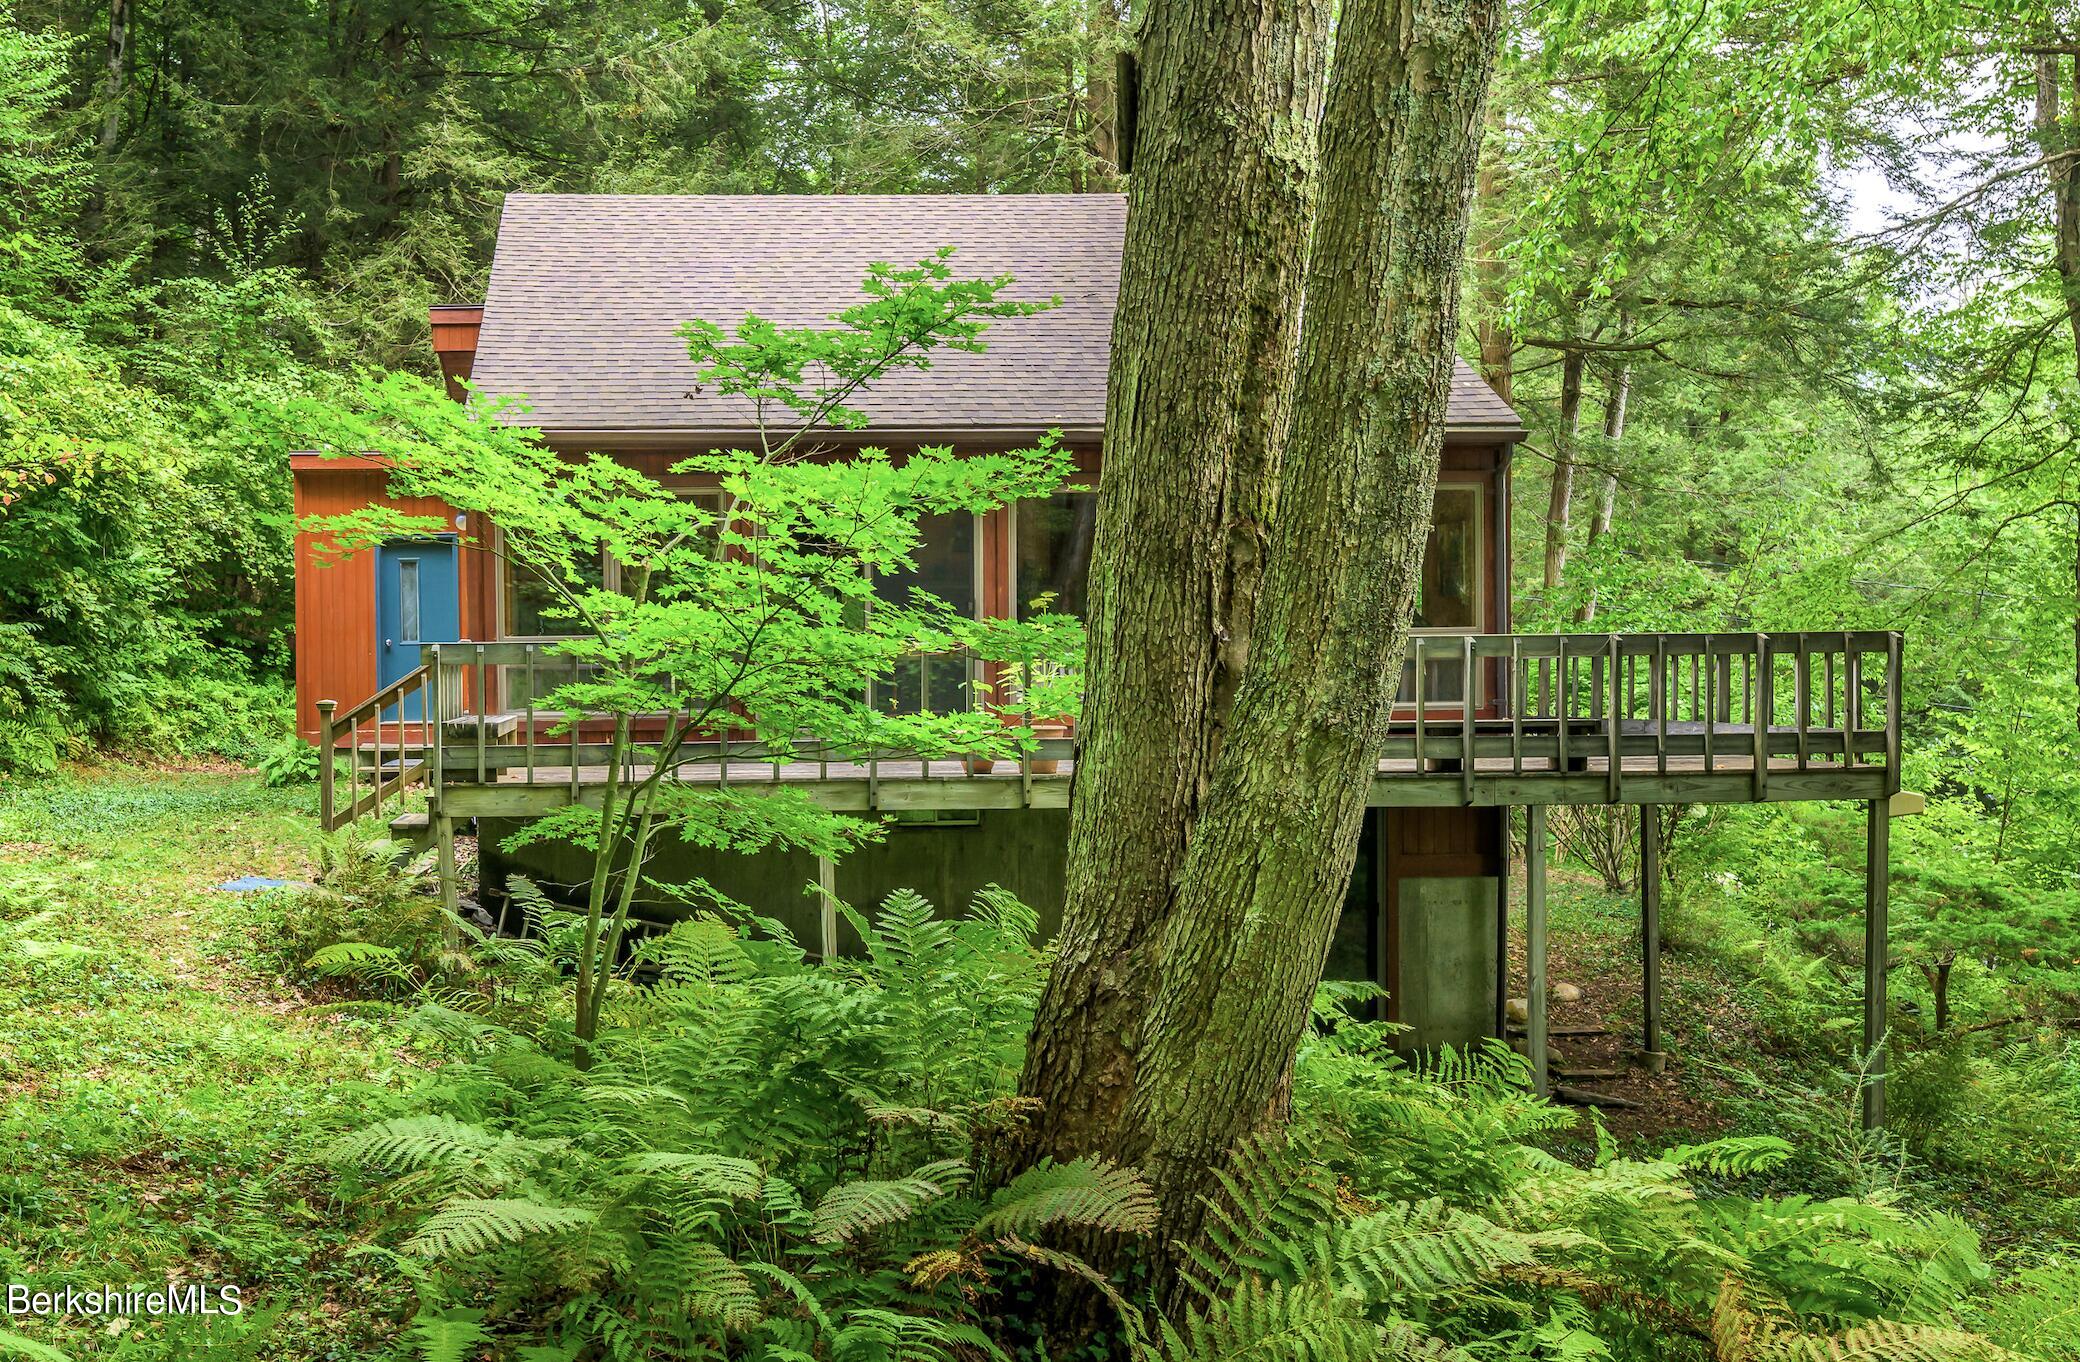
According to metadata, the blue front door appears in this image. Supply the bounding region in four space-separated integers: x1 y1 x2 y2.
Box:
376 537 460 718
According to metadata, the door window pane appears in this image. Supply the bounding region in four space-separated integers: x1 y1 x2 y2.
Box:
1016 491 1099 618
398 560 421 640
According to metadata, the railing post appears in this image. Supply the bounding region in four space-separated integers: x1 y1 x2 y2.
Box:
316 700 337 830
1460 635 1475 805
1751 632 1770 800
1604 636 1621 802
1508 637 1523 777
1653 634 1669 776
474 642 488 784
428 645 445 804
1885 632 1903 793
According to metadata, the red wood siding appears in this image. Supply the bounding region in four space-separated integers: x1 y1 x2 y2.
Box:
291 458 492 742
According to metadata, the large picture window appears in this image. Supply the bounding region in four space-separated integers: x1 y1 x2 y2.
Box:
1015 490 1099 619
874 510 980 714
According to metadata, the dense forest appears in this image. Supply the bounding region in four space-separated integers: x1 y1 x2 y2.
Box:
4 0 2080 1359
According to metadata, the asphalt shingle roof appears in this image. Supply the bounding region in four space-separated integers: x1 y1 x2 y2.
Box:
468 193 1524 443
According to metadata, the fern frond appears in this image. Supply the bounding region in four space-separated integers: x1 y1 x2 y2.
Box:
1154 1277 1376 1362
328 1114 560 1195
622 1152 764 1200
670 1239 763 1327
1188 1138 1340 1292
1329 1199 1552 1303
811 1159 968 1243
1665 1135 1797 1178
306 940 413 981
408 1307 492 1362
974 1157 1156 1239
404 1197 595 1258
1712 1275 2024 1362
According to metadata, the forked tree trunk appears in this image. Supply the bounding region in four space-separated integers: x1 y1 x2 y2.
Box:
1110 0 1503 1286
1543 346 1585 593
1017 0 1331 1168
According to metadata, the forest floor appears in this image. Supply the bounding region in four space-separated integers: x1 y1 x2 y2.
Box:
2 762 2010 1359
0 762 416 1361
1509 863 1758 1148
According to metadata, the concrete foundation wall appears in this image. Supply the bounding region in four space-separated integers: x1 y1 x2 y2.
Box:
477 809 1072 948
1391 875 1499 1051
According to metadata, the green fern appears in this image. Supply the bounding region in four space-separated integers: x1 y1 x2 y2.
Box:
1665 1135 1798 1178
811 1159 969 1243
973 1156 1157 1239
1711 1278 2025 1361
1150 1277 1380 1362
408 1307 492 1362
404 1196 595 1257
1327 1198 1558 1303
328 1114 558 1196
621 1151 764 1200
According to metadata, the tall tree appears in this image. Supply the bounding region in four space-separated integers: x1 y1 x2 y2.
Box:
1017 0 1331 1167
1021 0 1503 1283
1110 0 1502 1264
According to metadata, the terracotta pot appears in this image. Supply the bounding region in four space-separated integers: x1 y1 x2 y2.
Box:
962 755 996 775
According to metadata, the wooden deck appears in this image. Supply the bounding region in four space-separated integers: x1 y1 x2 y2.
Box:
429 745 1891 818
320 630 1905 829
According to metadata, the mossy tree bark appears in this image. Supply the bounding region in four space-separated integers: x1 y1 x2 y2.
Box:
1078 0 1503 1289
1016 0 1501 1296
1017 0 1331 1167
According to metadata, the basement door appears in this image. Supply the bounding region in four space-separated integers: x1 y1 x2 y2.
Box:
376 537 460 718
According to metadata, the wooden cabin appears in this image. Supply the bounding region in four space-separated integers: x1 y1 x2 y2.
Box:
294 193 1907 1121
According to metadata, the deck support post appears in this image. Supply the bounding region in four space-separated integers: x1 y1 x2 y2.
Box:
1640 804 1664 1074
1494 811 1511 1040
1862 797 1889 1130
434 812 461 947
816 855 839 961
1525 804 1549 1099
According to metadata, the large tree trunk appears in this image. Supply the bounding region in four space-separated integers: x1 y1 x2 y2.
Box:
1543 346 1585 593
1110 0 1503 1290
1017 0 1331 1167
1575 349 1631 624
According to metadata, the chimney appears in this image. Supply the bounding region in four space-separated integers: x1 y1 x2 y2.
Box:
429 304 483 402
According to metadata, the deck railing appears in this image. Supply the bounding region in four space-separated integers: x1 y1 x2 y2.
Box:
1385 630 1903 801
316 663 442 831
316 629 1903 821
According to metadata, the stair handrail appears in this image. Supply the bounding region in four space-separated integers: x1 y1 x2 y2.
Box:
317 662 437 831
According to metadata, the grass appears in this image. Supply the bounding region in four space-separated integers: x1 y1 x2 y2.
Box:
0 764 421 1361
